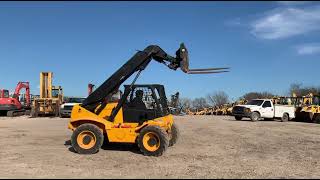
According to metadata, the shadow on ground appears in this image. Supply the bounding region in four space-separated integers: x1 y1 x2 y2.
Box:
64 139 142 155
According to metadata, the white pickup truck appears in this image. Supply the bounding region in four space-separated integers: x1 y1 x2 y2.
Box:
232 99 295 122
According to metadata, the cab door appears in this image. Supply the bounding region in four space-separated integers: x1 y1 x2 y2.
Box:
122 86 158 124
261 101 274 118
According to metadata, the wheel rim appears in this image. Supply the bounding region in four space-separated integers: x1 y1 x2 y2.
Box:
77 131 96 149
253 113 259 121
143 132 160 152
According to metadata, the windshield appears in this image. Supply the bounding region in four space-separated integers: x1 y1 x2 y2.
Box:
52 90 60 98
3 90 9 98
66 98 86 103
246 100 264 106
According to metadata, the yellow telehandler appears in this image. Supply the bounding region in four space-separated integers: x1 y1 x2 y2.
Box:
68 44 229 156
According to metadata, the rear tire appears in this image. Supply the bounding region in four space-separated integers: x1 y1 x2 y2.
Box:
281 113 289 122
313 114 320 124
138 126 169 156
250 112 260 122
169 123 180 147
71 123 104 154
235 116 242 120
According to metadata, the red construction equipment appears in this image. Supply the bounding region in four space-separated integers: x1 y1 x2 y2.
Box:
0 82 31 117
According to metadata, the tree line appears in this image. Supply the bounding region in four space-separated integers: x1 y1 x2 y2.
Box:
171 83 320 112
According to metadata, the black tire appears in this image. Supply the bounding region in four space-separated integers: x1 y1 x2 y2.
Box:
25 110 31 116
250 112 260 122
281 113 289 122
7 111 14 117
313 114 320 124
71 123 104 154
169 123 180 147
31 107 38 118
138 126 169 156
235 116 242 120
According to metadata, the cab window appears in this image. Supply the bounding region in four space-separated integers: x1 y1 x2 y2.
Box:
262 101 272 108
3 90 9 98
126 87 156 110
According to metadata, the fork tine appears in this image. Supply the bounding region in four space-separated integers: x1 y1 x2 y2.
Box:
189 67 230 71
187 70 229 74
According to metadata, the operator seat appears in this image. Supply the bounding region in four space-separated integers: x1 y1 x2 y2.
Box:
129 90 147 110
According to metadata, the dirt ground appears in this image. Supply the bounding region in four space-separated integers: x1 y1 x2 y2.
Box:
0 115 319 179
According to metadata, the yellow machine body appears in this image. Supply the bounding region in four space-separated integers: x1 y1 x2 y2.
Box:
226 106 233 115
299 94 320 122
32 72 63 116
68 103 174 143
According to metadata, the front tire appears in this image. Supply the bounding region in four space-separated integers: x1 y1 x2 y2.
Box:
138 126 169 156
169 123 180 147
71 123 104 154
250 112 260 122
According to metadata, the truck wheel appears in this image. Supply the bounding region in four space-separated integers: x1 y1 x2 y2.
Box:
71 123 104 154
169 123 180 147
138 126 169 156
235 116 242 120
281 113 289 122
250 112 260 122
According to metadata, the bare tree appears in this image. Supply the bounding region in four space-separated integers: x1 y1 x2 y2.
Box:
192 97 209 109
289 83 302 96
178 98 192 112
207 91 229 106
242 91 274 101
288 83 320 96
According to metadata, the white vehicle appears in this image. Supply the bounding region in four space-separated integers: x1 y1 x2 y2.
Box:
232 99 295 122
60 97 86 118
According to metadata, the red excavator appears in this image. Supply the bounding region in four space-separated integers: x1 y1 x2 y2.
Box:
0 82 31 117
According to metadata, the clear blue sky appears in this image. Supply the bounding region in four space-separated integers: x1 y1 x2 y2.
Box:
1 1 320 101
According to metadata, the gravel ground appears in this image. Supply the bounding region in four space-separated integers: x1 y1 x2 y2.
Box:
0 115 319 179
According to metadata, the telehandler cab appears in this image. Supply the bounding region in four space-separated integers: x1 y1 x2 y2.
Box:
68 43 229 156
